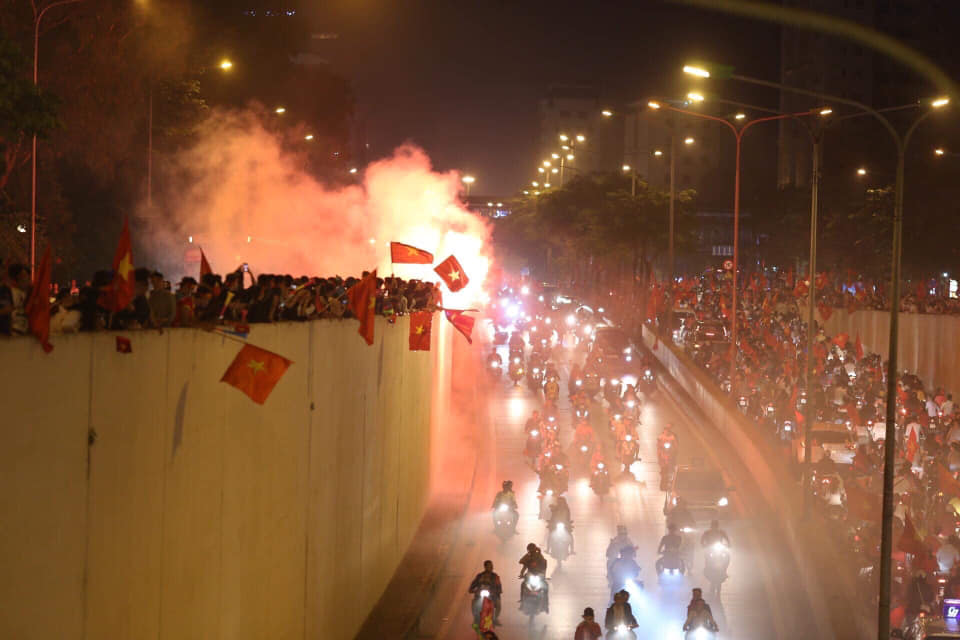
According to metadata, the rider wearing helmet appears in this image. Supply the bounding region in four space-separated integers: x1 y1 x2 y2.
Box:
492 480 519 532
604 589 639 634
518 544 549 606
683 588 719 633
606 525 635 573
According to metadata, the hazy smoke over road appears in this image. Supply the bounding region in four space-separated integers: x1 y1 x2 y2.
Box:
143 108 490 304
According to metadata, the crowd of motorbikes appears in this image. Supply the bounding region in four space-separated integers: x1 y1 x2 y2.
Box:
474 286 724 638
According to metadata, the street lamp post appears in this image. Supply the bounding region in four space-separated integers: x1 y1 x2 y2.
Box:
462 175 476 196
648 98 815 378
690 63 950 640
31 0 83 277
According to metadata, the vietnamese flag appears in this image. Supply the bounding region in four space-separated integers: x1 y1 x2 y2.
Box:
116 336 133 353
906 427 919 463
434 255 469 292
100 217 135 312
390 242 433 264
25 245 53 353
408 311 432 351
347 269 378 345
200 247 213 277
444 309 475 344
832 333 849 349
478 596 495 632
897 515 925 556
220 343 293 405
855 334 864 360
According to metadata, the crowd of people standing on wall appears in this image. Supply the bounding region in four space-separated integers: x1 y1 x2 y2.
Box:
0 260 442 336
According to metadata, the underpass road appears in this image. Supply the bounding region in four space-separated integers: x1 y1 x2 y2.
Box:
417 329 816 639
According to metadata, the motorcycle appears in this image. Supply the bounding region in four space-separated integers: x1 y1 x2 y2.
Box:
471 587 495 626
703 541 730 595
607 553 643 600
519 572 549 620
487 357 501 379
493 503 517 541
640 367 656 394
591 462 611 497
656 548 686 580
618 435 639 471
684 623 718 640
528 365 545 391
524 429 544 466
546 520 573 566
607 623 638 639
509 358 525 385
658 440 677 489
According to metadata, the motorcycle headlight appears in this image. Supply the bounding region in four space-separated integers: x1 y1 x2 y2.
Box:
645 369 652 376
575 379 582 387
545 317 551 324
528 574 541 588
626 401 635 408
546 489 553 496
556 464 564 470
694 628 710 640
712 542 726 552
566 314 576 326
498 504 508 511
480 589 490 598
533 367 540 373
580 445 588 452
556 523 564 531
624 347 632 354
490 362 498 368
625 434 632 441
626 355 632 362
530 430 539 436
717 496 729 507
664 442 671 449
513 357 520 364
616 624 627 633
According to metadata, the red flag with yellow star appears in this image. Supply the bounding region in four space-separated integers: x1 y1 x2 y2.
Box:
444 309 475 344
347 269 378 345
220 344 293 404
100 217 135 312
408 311 432 351
434 254 468 292
25 245 54 353
390 242 434 264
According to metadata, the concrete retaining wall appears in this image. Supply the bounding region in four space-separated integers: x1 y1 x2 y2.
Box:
0 317 445 640
814 308 960 394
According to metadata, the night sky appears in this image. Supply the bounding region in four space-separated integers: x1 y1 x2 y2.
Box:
305 1 780 194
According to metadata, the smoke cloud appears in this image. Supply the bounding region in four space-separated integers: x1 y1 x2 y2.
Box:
143 108 490 305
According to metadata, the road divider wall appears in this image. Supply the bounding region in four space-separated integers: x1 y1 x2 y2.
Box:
0 317 446 640
641 326 866 639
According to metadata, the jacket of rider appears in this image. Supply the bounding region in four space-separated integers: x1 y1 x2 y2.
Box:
574 620 603 640
659 532 682 554
492 490 517 510
606 534 635 561
701 528 730 547
604 602 638 630
469 571 502 597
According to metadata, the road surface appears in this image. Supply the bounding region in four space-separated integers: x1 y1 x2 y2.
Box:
416 327 820 639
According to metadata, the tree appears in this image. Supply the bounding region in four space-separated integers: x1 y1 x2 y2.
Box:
0 33 59 198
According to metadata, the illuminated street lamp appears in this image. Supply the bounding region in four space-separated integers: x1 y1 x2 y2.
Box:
559 134 569 142
219 59 234 71
684 136 695 145
734 112 746 120
857 167 868 176
566 154 574 160
462 174 475 195
576 134 585 142
551 153 560 159
653 149 664 157
648 101 661 109
685 61 953 638
683 64 711 78
531 181 539 187
935 148 946 156
275 107 286 114
544 182 551 188
543 160 551 167
538 167 545 173
551 168 559 174
349 167 358 174
601 109 613 117
819 108 833 116
686 92 705 103
304 134 314 141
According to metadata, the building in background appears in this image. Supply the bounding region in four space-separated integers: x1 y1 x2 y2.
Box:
537 85 622 181
462 196 512 219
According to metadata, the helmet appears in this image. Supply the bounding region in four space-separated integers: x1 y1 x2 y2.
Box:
503 480 513 490
692 587 703 597
527 543 537 552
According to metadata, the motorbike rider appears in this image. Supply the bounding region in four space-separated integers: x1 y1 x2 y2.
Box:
607 525 636 573
492 481 519 532
509 332 524 352
468 560 503 626
659 522 683 557
518 543 548 609
701 520 730 548
574 607 603 640
658 424 678 452
525 410 542 434
544 376 560 404
604 589 639 635
487 349 502 370
546 498 575 553
683 588 719 634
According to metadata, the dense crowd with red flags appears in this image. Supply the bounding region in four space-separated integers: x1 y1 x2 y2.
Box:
1 225 479 405
632 267 960 629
